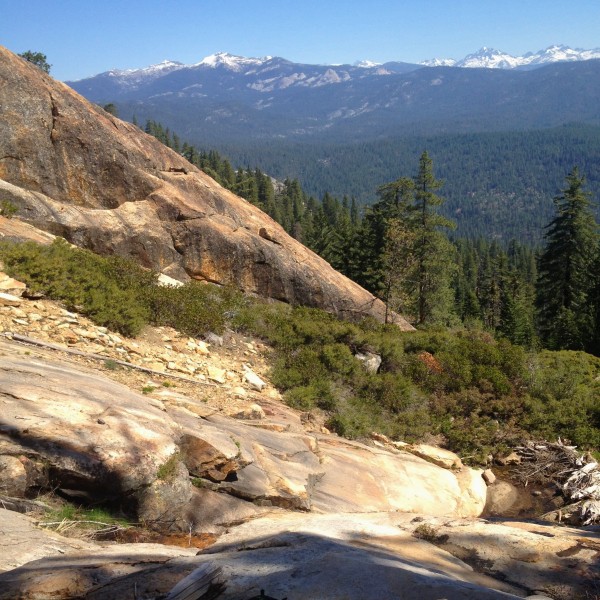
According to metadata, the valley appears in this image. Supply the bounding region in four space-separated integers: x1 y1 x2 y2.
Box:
1 41 599 599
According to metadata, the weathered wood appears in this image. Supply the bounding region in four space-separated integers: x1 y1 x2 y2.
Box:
7 332 217 386
513 439 600 525
0 494 51 515
165 562 224 600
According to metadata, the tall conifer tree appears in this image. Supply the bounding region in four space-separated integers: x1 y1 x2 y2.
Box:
536 167 599 350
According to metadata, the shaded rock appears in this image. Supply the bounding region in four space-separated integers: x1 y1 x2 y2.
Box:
204 332 223 346
136 460 194 532
0 539 199 600
0 510 523 600
201 512 525 599
0 455 27 497
0 508 95 574
179 434 240 481
186 487 271 533
496 451 522 466
484 480 521 516
429 518 600 598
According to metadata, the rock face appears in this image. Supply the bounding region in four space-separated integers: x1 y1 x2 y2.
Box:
0 46 412 329
0 339 485 529
0 292 598 598
2 508 598 600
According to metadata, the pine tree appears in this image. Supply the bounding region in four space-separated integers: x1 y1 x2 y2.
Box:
18 50 51 73
536 167 599 350
408 151 456 325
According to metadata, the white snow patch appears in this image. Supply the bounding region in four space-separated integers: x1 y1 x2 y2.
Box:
195 52 271 72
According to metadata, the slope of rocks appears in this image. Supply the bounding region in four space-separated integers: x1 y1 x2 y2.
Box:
0 45 412 329
0 278 599 598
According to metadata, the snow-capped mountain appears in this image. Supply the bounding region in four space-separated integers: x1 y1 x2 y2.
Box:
74 45 600 93
194 52 271 72
422 45 600 69
105 60 185 81
67 45 600 147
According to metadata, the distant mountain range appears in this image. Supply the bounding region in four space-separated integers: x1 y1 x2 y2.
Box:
71 45 600 84
65 45 600 243
68 46 600 146
420 44 600 69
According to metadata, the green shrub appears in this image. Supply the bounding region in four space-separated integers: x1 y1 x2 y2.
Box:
0 199 18 218
285 380 335 411
1 238 598 462
0 239 151 336
156 452 181 480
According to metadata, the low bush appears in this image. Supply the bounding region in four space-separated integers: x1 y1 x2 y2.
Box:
1 238 598 461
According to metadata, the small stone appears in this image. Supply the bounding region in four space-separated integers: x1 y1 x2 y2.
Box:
207 366 227 384
0 292 22 307
231 403 265 420
482 469 496 485
204 332 223 346
496 451 522 466
242 365 266 391
195 340 210 355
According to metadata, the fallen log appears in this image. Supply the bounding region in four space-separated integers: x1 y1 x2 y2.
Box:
5 332 218 387
165 562 224 600
513 439 600 525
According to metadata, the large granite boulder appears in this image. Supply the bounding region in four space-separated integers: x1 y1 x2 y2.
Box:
0 339 486 530
0 45 412 328
4 508 598 599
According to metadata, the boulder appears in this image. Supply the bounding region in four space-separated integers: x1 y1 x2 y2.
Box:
0 273 26 297
484 480 521 515
0 344 179 503
0 455 27 497
0 45 413 329
135 460 194 532
403 443 464 470
354 351 382 373
242 365 267 391
0 292 21 306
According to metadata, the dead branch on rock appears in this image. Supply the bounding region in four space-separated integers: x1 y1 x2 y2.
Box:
165 562 224 600
6 332 218 387
513 439 600 525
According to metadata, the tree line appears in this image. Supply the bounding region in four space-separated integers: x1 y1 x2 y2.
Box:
142 119 600 356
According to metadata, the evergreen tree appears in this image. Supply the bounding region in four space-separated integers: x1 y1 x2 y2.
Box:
408 151 456 325
18 50 51 73
536 167 599 350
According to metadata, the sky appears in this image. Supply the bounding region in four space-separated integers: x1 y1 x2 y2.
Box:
2 0 600 81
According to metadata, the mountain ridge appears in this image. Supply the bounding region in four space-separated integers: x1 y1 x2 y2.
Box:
72 44 600 83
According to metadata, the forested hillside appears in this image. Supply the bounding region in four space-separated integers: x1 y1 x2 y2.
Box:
217 124 600 242
143 120 600 356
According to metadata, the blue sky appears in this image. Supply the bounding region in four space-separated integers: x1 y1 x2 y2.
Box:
2 0 600 81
